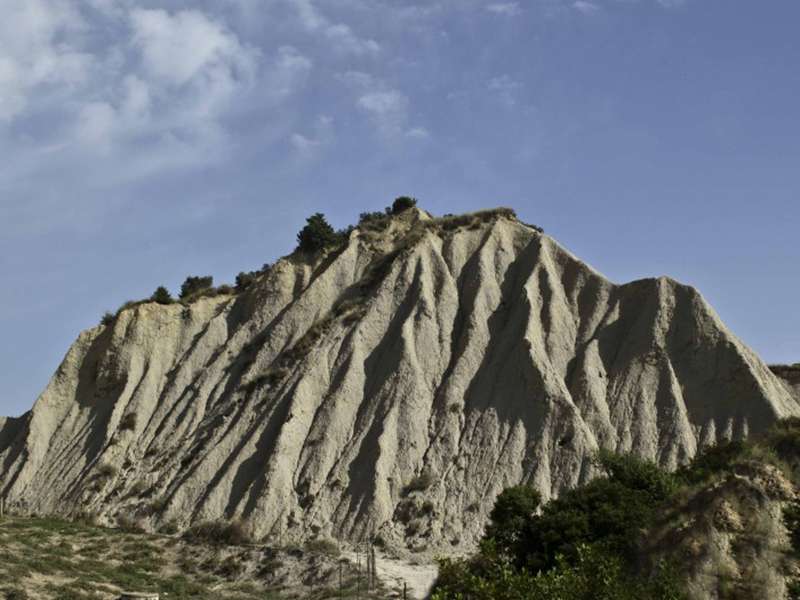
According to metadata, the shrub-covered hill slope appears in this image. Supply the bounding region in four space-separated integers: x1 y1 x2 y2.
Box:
0 204 797 553
432 418 800 600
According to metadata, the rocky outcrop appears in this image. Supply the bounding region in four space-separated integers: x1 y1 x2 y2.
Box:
1 208 797 552
772 365 800 404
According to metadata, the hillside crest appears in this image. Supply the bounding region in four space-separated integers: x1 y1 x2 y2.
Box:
1 204 796 554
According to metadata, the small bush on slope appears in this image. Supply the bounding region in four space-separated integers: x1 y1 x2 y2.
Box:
390 196 417 214
296 213 339 253
150 286 174 305
183 520 251 546
179 276 214 299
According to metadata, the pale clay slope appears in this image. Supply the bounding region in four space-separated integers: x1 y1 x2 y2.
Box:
1 208 797 555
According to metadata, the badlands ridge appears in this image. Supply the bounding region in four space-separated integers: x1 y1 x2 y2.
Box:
1 207 797 552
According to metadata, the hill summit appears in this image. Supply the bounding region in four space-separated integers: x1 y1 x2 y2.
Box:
1 205 796 552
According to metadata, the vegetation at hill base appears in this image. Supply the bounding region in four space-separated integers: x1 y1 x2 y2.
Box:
0 516 388 600
431 418 800 600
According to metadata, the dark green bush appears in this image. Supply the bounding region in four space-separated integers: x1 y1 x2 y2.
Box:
183 520 251 546
676 440 750 484
296 213 338 253
785 499 800 555
403 471 434 495
101 312 115 327
391 196 418 214
514 452 677 573
96 463 118 479
765 418 800 461
119 413 137 432
432 545 683 600
359 211 388 225
180 276 214 299
235 271 258 292
431 451 686 600
485 485 541 557
150 286 173 305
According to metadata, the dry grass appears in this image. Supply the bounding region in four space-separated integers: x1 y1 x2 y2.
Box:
0 516 388 600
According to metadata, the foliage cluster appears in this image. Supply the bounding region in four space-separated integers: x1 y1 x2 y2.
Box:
150 286 174 305
180 276 214 299
432 452 685 600
434 419 800 600
183 520 251 546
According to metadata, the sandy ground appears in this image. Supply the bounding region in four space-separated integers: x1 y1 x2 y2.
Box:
343 550 438 600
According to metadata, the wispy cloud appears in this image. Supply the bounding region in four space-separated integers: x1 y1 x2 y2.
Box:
572 1 600 15
487 74 522 107
290 115 334 157
0 0 92 121
357 90 409 134
287 0 380 56
486 2 522 17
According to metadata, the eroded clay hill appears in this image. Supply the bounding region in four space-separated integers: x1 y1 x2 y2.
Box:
1 207 797 553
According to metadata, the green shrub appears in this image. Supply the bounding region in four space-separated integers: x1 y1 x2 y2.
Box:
100 312 115 327
180 276 214 299
403 471 434 495
119 413 137 432
485 485 541 557
359 211 389 228
96 463 118 479
296 213 339 253
150 286 173 305
235 271 258 292
391 196 418 214
452 452 687 597
785 499 800 555
183 520 251 546
676 440 750 484
765 418 800 462
304 538 340 557
116 514 145 533
514 453 677 573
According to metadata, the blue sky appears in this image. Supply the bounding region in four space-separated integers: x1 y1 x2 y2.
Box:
1 0 799 417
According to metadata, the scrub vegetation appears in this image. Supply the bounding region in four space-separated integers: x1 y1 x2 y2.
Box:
431 418 800 600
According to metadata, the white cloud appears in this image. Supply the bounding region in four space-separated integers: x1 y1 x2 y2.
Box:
0 0 92 120
290 114 333 156
572 1 600 14
268 46 312 99
287 0 380 56
358 89 422 138
405 127 430 140
358 90 408 116
324 24 381 56
336 70 376 90
487 74 521 107
129 9 257 89
486 2 522 16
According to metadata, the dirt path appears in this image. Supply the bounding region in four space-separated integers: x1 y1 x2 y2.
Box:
343 550 438 600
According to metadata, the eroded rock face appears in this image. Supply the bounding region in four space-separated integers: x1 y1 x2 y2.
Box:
772 365 800 403
1 208 797 551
